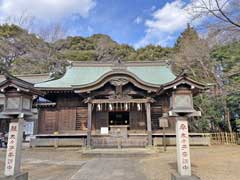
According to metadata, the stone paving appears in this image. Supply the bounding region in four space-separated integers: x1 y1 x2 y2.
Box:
70 158 147 180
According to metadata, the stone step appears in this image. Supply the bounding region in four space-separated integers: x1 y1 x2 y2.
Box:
91 137 148 148
81 148 156 158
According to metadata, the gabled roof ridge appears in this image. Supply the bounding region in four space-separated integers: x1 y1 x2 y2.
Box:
14 73 50 77
70 60 170 67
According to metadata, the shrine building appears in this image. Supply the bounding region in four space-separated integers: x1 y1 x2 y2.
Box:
0 61 207 148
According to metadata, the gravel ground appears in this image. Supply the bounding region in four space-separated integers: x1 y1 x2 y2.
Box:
140 145 240 180
0 145 239 180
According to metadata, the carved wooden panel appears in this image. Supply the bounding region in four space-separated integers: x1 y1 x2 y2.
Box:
76 107 88 130
58 108 76 132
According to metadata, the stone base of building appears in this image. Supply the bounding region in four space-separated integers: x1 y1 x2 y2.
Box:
0 172 28 180
171 173 200 180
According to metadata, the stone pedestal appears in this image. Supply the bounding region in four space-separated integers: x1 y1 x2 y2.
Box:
171 173 200 180
176 117 191 176
0 172 28 180
4 116 25 178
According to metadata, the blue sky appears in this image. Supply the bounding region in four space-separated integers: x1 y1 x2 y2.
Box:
64 0 169 46
0 0 199 48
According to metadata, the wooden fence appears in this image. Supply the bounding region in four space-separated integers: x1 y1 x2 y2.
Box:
210 132 240 145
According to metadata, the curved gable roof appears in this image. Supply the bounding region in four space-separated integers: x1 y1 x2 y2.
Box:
34 62 176 89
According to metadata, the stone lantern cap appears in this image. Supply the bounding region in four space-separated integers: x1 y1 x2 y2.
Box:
157 72 207 96
0 72 44 96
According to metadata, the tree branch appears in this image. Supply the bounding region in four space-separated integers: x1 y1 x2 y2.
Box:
215 0 240 28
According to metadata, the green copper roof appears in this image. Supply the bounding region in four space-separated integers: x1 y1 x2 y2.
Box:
35 63 176 88
126 66 175 85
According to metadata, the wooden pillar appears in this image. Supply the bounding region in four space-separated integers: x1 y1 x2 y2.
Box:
145 103 152 146
87 103 92 148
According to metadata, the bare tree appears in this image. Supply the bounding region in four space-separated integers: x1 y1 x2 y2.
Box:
188 0 240 44
2 11 66 42
0 32 27 70
3 11 35 32
38 23 67 42
190 0 240 28
0 13 34 72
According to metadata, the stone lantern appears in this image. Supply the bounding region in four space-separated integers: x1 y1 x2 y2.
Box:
3 87 33 116
169 85 201 117
158 73 206 180
0 72 43 180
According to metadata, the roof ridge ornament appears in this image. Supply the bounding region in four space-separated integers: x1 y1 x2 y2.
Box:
178 69 188 78
112 58 127 71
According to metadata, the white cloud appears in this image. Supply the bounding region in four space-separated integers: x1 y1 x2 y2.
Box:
135 0 234 48
0 0 96 21
134 16 142 24
135 0 191 48
146 0 190 33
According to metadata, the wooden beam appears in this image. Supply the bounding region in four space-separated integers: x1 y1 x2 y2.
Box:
89 98 155 104
87 103 92 148
145 103 152 146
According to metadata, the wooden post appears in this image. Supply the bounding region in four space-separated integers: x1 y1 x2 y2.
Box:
87 103 92 148
163 126 166 151
225 132 228 144
221 132 224 144
145 103 152 146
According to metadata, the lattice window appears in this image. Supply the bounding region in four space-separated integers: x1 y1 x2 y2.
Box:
76 107 88 130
